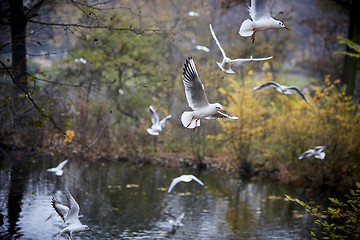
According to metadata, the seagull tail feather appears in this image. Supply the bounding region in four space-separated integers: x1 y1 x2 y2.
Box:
181 111 199 129
315 152 326 159
239 19 254 37
147 128 159 135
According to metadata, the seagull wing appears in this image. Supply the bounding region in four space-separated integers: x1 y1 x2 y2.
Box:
64 186 80 224
228 58 252 67
164 211 176 220
51 197 69 223
168 176 182 193
250 0 270 21
298 150 313 160
209 24 227 60
314 146 326 153
189 175 204 186
159 115 172 128
253 81 281 91
205 111 238 119
230 56 273 67
149 106 159 125
183 57 210 110
55 159 69 170
286 87 310 103
178 213 185 221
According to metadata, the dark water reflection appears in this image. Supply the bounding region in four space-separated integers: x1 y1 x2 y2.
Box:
0 154 330 239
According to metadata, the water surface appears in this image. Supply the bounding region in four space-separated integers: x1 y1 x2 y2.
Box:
0 154 329 239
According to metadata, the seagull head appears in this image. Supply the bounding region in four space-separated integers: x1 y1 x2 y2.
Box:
213 103 225 113
83 225 92 232
277 20 288 30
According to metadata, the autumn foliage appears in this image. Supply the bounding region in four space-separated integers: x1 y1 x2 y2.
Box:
213 64 360 187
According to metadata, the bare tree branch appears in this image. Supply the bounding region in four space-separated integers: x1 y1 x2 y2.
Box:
0 60 111 161
27 19 174 35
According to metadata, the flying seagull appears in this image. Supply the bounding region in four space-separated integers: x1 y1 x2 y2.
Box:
209 23 273 74
188 11 200 17
47 159 69 176
195 45 210 52
147 106 172 136
253 81 310 103
181 57 238 131
299 146 326 160
168 174 204 193
51 186 92 240
239 0 288 43
74 58 87 64
164 211 185 227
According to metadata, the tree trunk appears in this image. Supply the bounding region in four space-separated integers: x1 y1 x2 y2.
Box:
343 0 360 96
9 0 27 92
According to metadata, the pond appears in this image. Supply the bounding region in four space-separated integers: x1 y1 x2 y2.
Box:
0 153 330 239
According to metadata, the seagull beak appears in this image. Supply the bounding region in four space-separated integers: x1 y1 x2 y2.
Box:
284 26 289 30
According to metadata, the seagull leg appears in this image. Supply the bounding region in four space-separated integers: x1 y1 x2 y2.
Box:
192 119 199 132
251 30 256 44
186 117 195 128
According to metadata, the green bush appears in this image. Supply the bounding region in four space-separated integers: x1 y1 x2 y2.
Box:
286 181 360 239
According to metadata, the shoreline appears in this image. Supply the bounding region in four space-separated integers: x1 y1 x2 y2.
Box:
0 146 352 191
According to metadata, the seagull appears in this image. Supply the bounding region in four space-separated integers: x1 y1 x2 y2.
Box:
51 186 92 240
209 24 273 74
253 81 310 103
299 146 326 160
74 58 87 64
47 159 69 176
147 106 172 136
181 57 238 131
195 45 210 52
188 11 200 17
164 211 185 227
239 0 288 43
168 174 204 193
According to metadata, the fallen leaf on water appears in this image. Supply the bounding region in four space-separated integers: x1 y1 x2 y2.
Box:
177 192 192 196
267 195 283 200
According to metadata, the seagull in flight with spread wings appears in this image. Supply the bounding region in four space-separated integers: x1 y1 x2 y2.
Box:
181 57 238 131
239 0 288 43
299 146 326 160
47 159 69 176
164 211 185 227
51 186 92 240
253 81 309 103
210 24 273 74
147 106 172 136
168 175 204 193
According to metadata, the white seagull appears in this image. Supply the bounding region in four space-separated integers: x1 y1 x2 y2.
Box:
253 81 310 103
147 106 172 136
168 174 204 193
299 146 326 160
195 45 210 52
74 58 87 64
188 11 200 17
51 186 92 240
164 211 185 227
181 57 238 131
239 0 288 43
210 24 273 74
47 159 69 176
